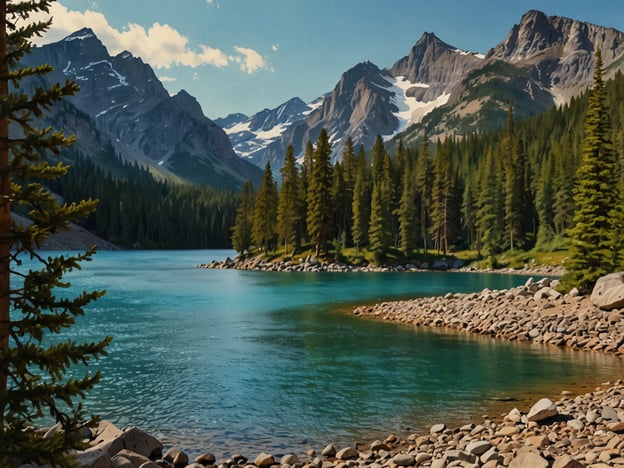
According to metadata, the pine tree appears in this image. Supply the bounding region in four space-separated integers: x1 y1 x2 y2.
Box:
351 145 370 252
277 146 301 255
502 103 526 252
414 135 432 254
476 146 504 262
552 138 576 235
535 155 555 249
429 139 456 254
561 50 621 293
0 2 111 465
369 151 392 263
306 129 333 257
398 157 417 257
252 162 277 253
461 175 477 250
298 140 314 243
332 162 349 249
368 180 391 262
231 179 255 254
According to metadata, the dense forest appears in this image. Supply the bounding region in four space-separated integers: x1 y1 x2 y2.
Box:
232 67 624 281
32 64 624 265
46 151 239 249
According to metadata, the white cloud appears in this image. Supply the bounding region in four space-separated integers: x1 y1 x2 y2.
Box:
31 3 266 73
159 76 177 83
272 44 279 52
233 46 266 74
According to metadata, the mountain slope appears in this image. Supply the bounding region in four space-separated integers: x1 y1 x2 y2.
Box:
24 28 261 190
398 10 624 144
222 10 624 169
225 35 484 168
488 10 624 104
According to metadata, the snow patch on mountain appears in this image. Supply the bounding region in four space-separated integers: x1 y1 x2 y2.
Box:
453 48 486 60
222 97 323 161
65 31 95 42
383 75 450 138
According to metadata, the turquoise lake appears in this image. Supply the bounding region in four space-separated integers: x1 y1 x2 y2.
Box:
30 250 624 457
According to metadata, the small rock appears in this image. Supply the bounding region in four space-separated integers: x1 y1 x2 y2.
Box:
281 454 300 465
466 440 492 456
322 444 337 457
392 454 416 466
369 440 389 452
429 423 446 434
173 451 189 468
508 447 548 468
552 454 586 468
567 419 584 431
75 447 111 468
254 453 275 468
195 453 217 465
335 447 358 461
527 398 558 422
111 455 133 468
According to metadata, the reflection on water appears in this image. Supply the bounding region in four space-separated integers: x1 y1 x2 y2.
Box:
19 250 624 457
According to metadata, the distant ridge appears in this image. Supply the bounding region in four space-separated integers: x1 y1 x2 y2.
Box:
219 10 624 169
22 28 262 190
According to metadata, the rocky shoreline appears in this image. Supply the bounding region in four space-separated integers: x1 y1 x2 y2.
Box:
352 277 624 356
46 277 624 468
198 255 566 277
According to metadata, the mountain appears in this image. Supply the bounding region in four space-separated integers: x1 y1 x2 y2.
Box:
23 28 261 190
215 97 320 167
488 10 624 104
224 35 484 167
221 10 624 169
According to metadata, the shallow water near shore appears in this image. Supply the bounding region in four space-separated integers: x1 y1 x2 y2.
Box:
27 250 624 457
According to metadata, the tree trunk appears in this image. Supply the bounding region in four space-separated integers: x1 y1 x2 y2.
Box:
0 0 10 431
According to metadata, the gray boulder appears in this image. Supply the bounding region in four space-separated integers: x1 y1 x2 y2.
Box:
392 454 416 466
527 398 558 422
590 272 624 310
335 447 359 460
76 446 112 468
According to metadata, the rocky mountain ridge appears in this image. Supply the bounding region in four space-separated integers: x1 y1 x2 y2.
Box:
221 9 624 168
22 28 261 190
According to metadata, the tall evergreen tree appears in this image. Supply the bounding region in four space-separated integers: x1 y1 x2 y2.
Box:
0 2 111 465
562 50 621 293
332 162 349 249
552 138 577 235
277 146 301 254
369 151 392 262
535 155 556 249
476 146 504 261
461 174 477 250
398 157 418 257
231 179 255 254
306 129 333 257
415 135 432 254
502 103 526 252
429 139 456 254
351 145 370 252
298 140 314 242
252 162 277 253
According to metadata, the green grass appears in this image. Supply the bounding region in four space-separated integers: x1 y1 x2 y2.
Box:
242 239 570 271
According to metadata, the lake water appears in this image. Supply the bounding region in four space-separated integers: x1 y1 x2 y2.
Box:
27 250 624 457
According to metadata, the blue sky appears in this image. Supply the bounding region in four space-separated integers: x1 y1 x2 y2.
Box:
35 1 624 120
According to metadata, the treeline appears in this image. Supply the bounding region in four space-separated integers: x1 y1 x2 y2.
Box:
47 152 239 248
232 69 624 265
